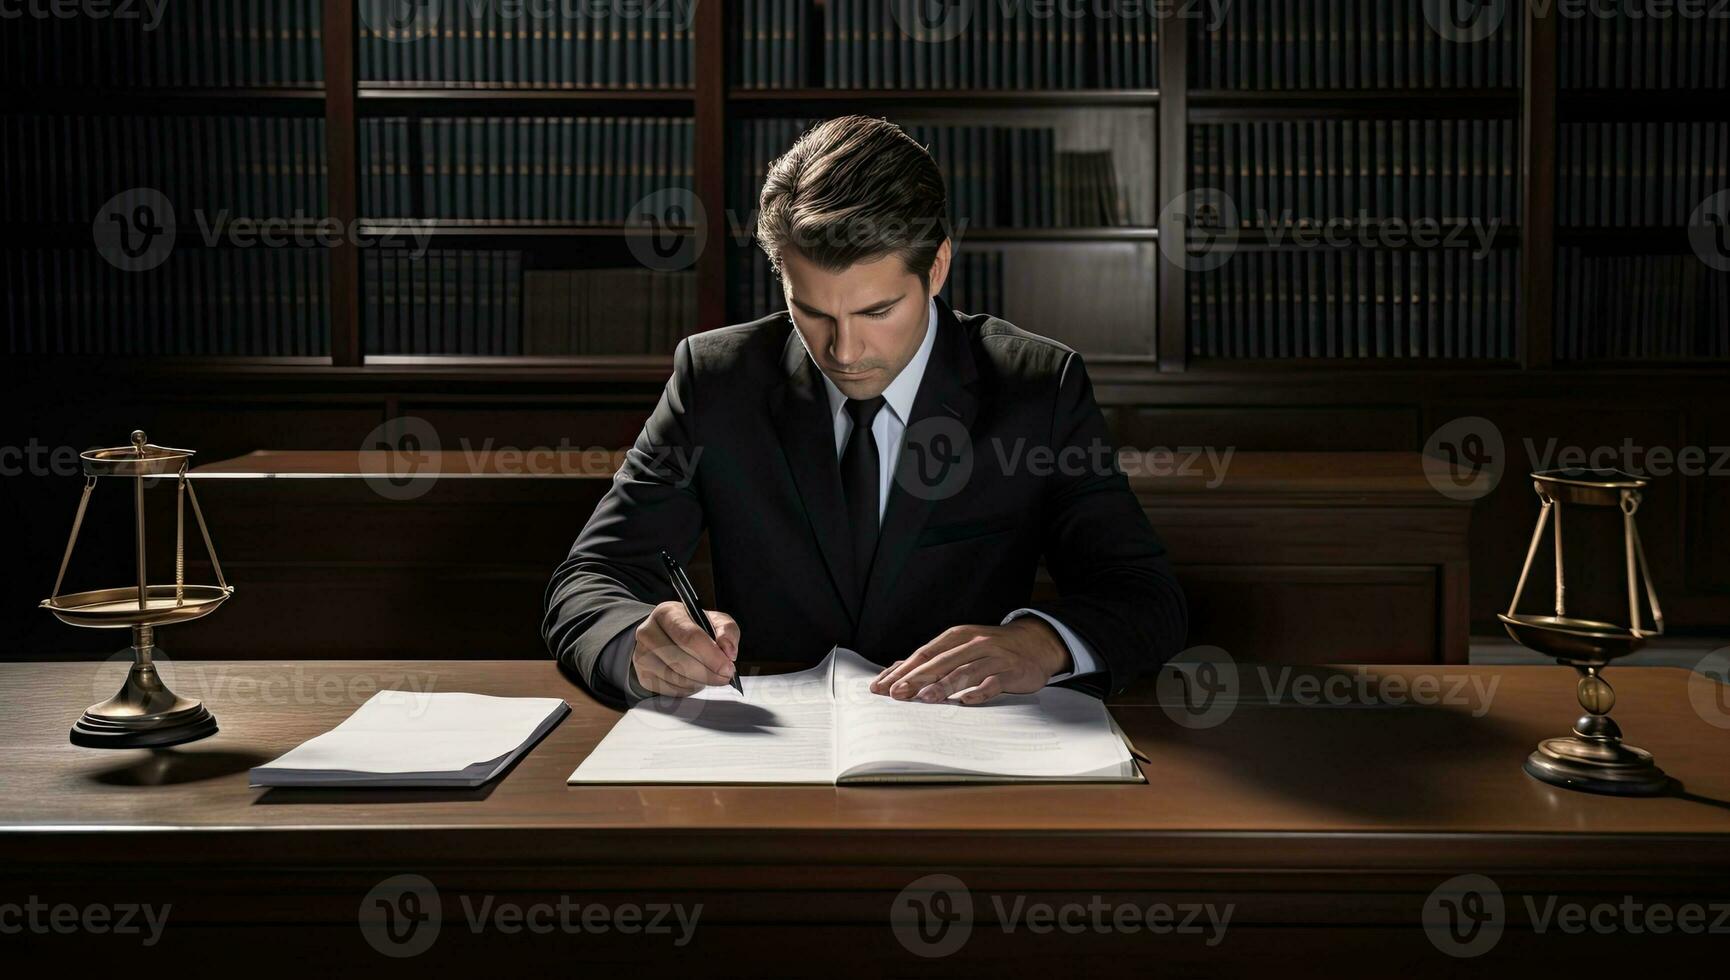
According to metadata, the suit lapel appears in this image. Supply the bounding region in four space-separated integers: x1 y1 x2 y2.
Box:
859 298 981 636
768 321 860 625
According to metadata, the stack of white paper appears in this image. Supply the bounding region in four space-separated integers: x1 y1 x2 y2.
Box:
251 690 569 788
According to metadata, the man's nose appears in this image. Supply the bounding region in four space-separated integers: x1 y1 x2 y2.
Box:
830 317 867 366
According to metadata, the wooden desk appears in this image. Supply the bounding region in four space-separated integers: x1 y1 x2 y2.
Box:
3 659 1726 974
169 450 1471 666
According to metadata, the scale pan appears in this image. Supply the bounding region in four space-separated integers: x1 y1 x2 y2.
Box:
1497 612 1649 663
41 584 232 629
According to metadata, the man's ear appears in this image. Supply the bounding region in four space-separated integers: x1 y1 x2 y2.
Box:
924 239 953 299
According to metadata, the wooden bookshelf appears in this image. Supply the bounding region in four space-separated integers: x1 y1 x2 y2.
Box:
6 2 1725 373
7 2 1730 646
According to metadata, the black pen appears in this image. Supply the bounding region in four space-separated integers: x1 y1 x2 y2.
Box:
659 549 743 694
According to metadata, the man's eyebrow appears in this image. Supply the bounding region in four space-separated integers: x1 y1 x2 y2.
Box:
791 294 906 319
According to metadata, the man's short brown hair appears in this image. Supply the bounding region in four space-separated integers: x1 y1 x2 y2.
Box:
755 115 950 288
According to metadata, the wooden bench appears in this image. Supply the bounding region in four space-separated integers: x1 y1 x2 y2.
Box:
170 451 1470 664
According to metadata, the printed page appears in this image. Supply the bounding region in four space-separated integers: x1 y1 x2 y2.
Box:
829 649 1136 781
568 655 839 784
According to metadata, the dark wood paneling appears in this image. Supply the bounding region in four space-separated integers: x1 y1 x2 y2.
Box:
1686 412 1730 595
396 405 657 451
321 0 360 366
1112 406 1417 451
1178 565 1439 663
1520 3 1558 369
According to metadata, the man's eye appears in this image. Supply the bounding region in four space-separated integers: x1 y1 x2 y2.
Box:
863 309 893 320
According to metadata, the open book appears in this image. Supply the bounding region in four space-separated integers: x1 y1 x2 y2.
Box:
252 691 569 788
569 648 1143 784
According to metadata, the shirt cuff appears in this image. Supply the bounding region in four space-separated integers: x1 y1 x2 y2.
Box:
1001 608 1105 685
597 617 654 703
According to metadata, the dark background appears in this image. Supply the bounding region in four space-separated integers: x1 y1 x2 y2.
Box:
4 1 1726 659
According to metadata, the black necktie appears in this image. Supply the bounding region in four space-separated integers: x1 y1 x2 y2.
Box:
840 396 887 600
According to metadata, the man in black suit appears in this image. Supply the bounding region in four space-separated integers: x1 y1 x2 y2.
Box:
544 115 1186 708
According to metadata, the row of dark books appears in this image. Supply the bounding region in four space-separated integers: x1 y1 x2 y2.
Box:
4 248 329 356
1557 123 1730 228
361 1 693 88
1189 0 1522 90
1187 246 1520 359
5 115 327 225
814 1 1157 89
1190 120 1521 226
360 117 694 222
364 250 523 355
525 268 695 355
1559 10 1730 89
733 119 1130 229
1555 249 1730 361
733 0 809 88
4 0 323 89
734 246 1006 323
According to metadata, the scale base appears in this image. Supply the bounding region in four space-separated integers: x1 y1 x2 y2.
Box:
71 704 217 749
69 638 219 749
1524 734 1670 796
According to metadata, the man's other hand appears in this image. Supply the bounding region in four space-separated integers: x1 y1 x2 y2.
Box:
631 601 740 697
868 619 1071 705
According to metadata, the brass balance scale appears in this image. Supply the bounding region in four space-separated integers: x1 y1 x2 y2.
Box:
1499 467 1671 796
41 431 232 748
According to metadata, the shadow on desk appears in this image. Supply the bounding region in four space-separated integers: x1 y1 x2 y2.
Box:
87 748 274 787
1119 664 1547 823
254 783 502 806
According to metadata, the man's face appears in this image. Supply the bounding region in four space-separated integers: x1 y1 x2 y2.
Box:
781 241 951 400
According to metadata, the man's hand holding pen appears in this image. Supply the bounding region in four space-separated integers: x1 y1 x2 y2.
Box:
630 600 741 698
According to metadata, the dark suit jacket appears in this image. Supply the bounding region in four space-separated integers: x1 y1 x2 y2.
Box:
543 297 1187 707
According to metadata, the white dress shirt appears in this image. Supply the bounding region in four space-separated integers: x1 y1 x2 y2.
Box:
815 299 1104 686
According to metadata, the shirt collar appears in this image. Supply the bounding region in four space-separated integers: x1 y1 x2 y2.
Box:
820 297 939 427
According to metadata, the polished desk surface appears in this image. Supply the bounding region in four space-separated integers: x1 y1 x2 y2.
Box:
2 658 1726 869
5 658 1727 974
